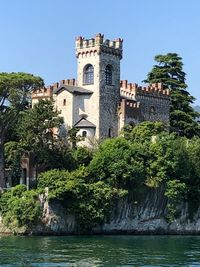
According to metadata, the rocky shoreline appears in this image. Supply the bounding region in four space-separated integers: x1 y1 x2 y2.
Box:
2 187 200 235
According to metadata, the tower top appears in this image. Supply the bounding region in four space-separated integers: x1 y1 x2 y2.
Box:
75 33 123 59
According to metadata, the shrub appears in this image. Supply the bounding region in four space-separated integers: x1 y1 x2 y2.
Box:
0 186 42 231
37 167 127 232
165 179 186 222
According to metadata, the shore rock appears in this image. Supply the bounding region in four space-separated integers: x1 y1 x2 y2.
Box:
2 186 200 235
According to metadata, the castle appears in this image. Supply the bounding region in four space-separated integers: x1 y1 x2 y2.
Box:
32 33 170 145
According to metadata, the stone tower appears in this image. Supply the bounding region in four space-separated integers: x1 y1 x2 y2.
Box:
76 33 123 139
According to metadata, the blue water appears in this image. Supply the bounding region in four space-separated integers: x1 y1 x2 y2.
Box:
0 235 200 266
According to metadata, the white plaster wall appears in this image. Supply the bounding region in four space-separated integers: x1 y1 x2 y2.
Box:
31 98 39 106
54 91 73 128
73 94 92 125
77 128 96 147
77 52 100 138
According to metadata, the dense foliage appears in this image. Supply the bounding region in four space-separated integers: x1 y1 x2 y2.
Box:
17 99 63 167
5 141 22 186
37 168 126 232
0 72 44 187
0 185 41 232
2 121 200 232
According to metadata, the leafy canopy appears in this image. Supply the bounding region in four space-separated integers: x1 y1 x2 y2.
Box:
0 185 42 232
0 72 44 135
17 99 63 167
0 72 44 187
37 167 126 232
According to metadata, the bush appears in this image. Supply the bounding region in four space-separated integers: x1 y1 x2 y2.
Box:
88 137 146 188
122 121 166 142
37 167 127 232
0 185 42 231
71 147 93 167
5 141 22 186
165 179 186 222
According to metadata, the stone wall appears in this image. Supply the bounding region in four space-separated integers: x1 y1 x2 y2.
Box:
99 53 121 138
119 81 170 127
136 93 170 123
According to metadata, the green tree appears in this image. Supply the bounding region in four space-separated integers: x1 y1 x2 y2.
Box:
165 179 186 222
144 132 179 187
17 99 63 169
68 127 80 148
0 185 42 232
37 168 126 232
71 146 93 168
144 53 200 138
122 121 166 143
0 72 44 187
88 137 146 189
183 138 200 215
5 141 22 186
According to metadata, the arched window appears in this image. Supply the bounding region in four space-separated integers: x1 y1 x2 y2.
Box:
82 131 87 138
83 64 94 84
105 65 112 85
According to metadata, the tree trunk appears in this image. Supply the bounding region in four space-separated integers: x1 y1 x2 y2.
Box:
0 136 6 188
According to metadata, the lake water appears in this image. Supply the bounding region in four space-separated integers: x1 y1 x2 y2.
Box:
0 235 200 266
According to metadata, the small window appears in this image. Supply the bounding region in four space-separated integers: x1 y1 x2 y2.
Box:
83 64 94 84
63 99 66 106
82 131 87 138
108 128 112 137
105 65 112 85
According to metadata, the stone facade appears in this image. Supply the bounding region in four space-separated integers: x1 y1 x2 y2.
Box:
119 81 170 128
31 33 170 144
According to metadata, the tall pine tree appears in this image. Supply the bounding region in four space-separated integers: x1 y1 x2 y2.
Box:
144 53 200 138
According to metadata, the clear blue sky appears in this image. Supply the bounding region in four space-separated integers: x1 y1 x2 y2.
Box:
1 0 200 104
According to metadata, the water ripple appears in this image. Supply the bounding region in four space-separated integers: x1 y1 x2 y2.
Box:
1 235 200 266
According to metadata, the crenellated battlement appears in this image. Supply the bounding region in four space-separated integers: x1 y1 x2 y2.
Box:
32 79 77 100
59 79 77 86
76 33 123 59
31 85 53 100
120 80 170 99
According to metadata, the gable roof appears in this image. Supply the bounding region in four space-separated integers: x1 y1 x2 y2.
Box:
74 117 96 128
54 85 93 95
